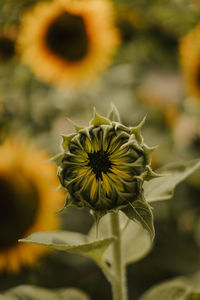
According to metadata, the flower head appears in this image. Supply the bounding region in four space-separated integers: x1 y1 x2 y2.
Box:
17 0 119 87
55 106 158 221
0 139 64 272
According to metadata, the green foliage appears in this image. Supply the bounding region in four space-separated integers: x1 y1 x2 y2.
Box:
1 0 200 298
122 198 155 240
88 212 152 266
144 159 200 202
20 158 200 267
139 271 200 300
0 285 90 300
19 230 115 268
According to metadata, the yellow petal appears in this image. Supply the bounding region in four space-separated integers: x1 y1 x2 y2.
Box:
90 176 98 199
102 173 111 195
85 137 93 153
83 172 95 190
111 166 131 179
77 166 91 177
108 172 124 191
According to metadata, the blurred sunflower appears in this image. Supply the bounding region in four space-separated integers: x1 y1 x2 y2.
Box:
18 0 119 87
0 139 64 272
180 24 200 101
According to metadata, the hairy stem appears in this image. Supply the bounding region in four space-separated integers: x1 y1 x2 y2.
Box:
110 213 128 300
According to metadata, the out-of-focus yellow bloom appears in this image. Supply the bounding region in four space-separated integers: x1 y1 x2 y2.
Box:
0 139 64 272
17 0 119 88
180 24 200 101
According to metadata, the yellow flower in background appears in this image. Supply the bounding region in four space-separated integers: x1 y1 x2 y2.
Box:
0 139 64 272
180 24 200 101
17 0 119 88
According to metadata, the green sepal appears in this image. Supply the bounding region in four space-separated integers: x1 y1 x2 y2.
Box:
120 136 143 152
107 103 121 122
113 122 130 134
67 118 84 132
61 133 76 150
130 115 147 143
121 195 155 240
90 204 128 231
48 152 63 166
142 144 158 165
144 165 168 181
90 108 111 126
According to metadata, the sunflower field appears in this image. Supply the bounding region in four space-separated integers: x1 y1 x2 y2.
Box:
0 0 200 299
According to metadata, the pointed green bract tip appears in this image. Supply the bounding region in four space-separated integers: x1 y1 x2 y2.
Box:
130 115 147 143
90 107 111 126
107 103 121 122
48 152 63 166
62 133 76 150
144 165 167 181
67 118 84 132
143 144 158 165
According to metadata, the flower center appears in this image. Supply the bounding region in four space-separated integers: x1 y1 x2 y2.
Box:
0 36 15 61
88 150 112 179
45 11 89 62
0 177 39 251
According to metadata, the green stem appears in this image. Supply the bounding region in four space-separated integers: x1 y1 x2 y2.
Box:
110 212 128 300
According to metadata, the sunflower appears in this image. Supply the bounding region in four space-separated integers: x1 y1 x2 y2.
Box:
180 24 200 101
17 0 119 87
55 106 158 221
0 139 64 272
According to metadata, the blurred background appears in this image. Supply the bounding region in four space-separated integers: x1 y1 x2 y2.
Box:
0 0 200 299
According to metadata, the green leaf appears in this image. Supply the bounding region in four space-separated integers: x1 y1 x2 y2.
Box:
144 159 200 203
122 198 155 240
88 212 153 265
120 215 153 265
139 271 200 300
0 285 90 300
19 230 115 265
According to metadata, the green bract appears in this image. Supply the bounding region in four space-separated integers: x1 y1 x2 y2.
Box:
54 106 160 225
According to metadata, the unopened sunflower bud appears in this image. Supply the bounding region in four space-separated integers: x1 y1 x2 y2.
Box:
55 106 159 220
